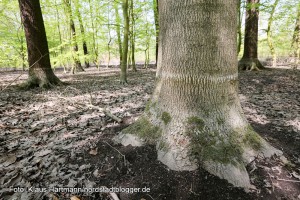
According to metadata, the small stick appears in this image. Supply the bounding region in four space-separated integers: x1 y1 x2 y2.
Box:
275 178 300 183
105 141 126 166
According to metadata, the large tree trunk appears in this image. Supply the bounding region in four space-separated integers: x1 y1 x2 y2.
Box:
120 0 129 84
18 0 62 89
239 0 264 71
130 0 137 72
115 0 281 188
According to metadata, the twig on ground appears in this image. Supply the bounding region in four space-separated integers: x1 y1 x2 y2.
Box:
105 141 127 167
275 178 300 183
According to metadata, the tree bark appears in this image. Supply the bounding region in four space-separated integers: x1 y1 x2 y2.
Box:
120 0 129 84
266 0 279 68
292 2 300 68
115 0 281 188
153 0 159 65
239 0 264 70
18 0 62 89
237 0 243 55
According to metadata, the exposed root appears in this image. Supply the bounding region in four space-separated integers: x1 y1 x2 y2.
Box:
238 58 265 71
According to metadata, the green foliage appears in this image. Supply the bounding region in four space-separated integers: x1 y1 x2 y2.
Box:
0 0 156 69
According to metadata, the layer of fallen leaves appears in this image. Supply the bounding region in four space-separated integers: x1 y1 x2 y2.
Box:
0 66 299 200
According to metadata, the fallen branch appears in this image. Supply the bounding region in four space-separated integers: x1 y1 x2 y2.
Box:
87 104 122 123
275 178 300 183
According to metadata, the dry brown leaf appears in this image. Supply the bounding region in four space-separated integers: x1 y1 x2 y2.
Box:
70 196 81 200
89 148 98 155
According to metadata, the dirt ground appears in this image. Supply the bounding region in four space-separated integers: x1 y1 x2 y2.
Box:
0 66 299 200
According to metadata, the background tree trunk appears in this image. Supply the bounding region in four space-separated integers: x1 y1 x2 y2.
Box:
74 0 90 68
64 0 84 74
114 2 123 66
238 0 264 70
292 2 300 68
120 0 129 84
115 0 281 188
130 0 137 72
18 0 61 89
266 0 279 68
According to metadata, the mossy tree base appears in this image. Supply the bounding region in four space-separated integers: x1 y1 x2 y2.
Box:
115 112 282 189
238 58 265 71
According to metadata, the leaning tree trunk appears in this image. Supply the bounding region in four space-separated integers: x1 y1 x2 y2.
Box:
18 0 62 89
239 0 264 70
115 0 281 188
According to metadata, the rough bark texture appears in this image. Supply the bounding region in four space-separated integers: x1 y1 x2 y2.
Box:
18 0 62 89
120 0 129 84
153 0 159 64
292 3 300 65
115 0 281 188
239 0 264 71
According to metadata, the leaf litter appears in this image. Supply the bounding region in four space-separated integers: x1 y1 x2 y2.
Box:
0 66 299 200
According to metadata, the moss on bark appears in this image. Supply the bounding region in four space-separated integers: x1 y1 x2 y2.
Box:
122 116 162 144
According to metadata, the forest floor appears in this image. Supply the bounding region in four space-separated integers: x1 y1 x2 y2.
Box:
0 66 299 200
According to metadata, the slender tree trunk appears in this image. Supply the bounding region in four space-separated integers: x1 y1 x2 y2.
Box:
153 0 159 65
18 0 62 89
120 0 129 84
292 3 300 69
266 0 279 68
115 0 281 188
64 0 84 74
107 2 112 68
238 0 264 70
55 0 63 55
88 0 98 65
130 0 137 72
114 2 123 66
74 0 89 68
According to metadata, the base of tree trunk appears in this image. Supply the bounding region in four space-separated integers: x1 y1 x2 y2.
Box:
238 58 265 71
19 71 63 90
114 114 282 189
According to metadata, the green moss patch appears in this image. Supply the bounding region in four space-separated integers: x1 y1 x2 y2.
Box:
122 117 162 144
161 112 171 125
186 116 244 167
242 127 262 150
